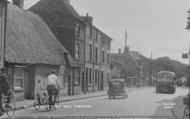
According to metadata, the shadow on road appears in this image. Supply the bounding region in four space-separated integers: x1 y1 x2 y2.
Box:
151 95 186 119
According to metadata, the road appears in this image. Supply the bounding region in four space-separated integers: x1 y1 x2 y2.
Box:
1 87 189 118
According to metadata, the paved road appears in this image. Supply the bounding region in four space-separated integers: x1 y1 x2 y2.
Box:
1 87 189 118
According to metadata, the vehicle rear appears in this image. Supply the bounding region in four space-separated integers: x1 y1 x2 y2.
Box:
156 71 176 94
108 79 128 99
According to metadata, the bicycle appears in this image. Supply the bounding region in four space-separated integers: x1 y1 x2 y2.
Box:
1 91 16 118
183 95 189 119
48 92 60 111
34 92 49 111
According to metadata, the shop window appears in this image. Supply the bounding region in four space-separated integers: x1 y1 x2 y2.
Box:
14 68 24 89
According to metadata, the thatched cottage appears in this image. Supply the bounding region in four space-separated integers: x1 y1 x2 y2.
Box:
0 0 74 100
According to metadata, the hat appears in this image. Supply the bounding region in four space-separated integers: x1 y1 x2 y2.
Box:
0 67 6 72
51 70 56 74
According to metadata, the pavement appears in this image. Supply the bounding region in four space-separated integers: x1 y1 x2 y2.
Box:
15 86 147 111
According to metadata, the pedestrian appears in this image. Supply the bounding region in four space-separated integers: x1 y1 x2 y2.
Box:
35 80 44 105
0 67 11 116
47 70 60 108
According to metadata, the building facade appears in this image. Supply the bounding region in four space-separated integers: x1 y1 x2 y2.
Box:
29 0 86 95
82 14 112 92
0 1 74 100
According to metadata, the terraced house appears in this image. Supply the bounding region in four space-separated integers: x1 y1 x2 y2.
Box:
111 47 151 87
29 0 113 94
0 0 74 100
82 13 112 92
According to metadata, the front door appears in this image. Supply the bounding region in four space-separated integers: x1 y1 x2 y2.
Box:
68 75 71 96
81 72 85 93
101 71 104 90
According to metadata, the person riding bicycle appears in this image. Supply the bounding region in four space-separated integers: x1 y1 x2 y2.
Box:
0 67 11 115
35 80 44 105
47 70 60 108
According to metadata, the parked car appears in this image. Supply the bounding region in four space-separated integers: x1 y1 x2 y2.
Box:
107 79 129 99
156 71 177 94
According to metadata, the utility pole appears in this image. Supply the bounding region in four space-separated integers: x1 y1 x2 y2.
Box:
149 52 153 86
124 29 127 85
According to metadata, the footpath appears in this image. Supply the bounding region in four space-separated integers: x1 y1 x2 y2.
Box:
15 87 147 110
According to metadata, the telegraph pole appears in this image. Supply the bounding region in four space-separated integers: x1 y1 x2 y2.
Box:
124 30 127 84
149 52 153 86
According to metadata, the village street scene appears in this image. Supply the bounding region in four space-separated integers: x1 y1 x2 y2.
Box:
0 0 189 119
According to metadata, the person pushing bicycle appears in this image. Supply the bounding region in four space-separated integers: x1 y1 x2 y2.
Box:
0 67 12 115
47 70 60 108
35 80 45 105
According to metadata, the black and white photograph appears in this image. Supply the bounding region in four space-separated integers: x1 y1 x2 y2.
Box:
0 0 189 118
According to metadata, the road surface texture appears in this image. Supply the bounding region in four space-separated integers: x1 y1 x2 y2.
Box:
1 87 189 119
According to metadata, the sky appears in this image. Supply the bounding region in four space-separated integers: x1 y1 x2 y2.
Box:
8 0 190 64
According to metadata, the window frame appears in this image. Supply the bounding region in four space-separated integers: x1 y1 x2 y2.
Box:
14 68 24 90
95 47 98 63
89 44 92 62
76 22 80 36
76 43 80 61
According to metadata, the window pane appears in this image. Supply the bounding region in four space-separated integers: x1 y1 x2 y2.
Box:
14 68 22 77
14 78 23 88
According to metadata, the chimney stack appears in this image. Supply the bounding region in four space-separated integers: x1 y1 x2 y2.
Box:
12 0 24 8
118 49 121 54
81 13 93 24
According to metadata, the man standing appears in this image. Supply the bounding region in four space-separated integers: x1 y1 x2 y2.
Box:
47 70 60 108
0 67 11 115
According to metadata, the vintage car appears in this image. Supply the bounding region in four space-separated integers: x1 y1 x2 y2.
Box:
107 79 129 99
156 71 176 94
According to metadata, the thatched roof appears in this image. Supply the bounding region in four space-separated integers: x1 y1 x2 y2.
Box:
5 3 74 66
29 0 85 24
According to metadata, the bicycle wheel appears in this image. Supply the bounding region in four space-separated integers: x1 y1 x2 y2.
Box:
183 105 189 119
5 97 15 118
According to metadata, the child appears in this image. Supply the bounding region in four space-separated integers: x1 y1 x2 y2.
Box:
35 80 44 105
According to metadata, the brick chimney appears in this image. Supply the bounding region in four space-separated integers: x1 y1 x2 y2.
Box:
81 13 93 24
118 49 121 54
12 0 24 8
